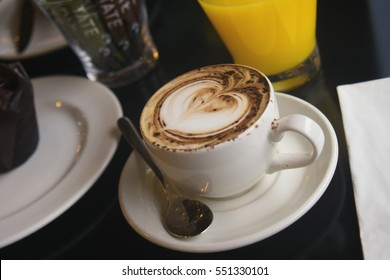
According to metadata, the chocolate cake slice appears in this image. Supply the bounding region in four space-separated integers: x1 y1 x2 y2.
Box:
0 63 39 173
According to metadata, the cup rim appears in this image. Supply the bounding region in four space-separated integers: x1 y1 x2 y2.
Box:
140 63 274 153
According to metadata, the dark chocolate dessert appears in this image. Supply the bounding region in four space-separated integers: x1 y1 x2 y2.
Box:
0 63 39 173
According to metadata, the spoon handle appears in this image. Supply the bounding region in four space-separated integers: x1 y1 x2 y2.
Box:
117 117 165 183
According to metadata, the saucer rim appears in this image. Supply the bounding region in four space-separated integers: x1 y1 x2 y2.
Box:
118 92 339 253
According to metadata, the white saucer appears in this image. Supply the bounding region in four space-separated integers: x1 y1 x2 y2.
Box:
0 76 122 248
118 92 338 253
0 0 66 60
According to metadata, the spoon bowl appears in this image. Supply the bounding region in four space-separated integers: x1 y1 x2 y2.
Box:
117 117 213 238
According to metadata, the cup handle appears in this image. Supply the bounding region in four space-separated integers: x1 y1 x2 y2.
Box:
267 114 325 174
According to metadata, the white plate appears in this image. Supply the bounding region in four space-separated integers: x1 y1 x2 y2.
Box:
118 92 338 253
0 0 66 60
0 76 122 248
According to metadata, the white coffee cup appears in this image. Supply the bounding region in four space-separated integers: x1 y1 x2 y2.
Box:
140 64 324 198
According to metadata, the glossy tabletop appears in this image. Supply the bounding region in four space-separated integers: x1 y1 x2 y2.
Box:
1 0 389 259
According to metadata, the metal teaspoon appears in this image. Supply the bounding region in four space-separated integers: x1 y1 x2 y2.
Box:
117 117 213 238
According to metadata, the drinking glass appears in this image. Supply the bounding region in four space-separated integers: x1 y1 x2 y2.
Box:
197 0 321 91
34 0 159 88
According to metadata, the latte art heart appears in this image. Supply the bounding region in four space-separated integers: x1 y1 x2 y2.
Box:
160 80 249 135
141 64 270 151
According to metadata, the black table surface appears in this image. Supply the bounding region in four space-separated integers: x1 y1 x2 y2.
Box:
1 0 389 259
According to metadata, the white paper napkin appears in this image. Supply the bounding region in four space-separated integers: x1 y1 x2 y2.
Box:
337 77 390 260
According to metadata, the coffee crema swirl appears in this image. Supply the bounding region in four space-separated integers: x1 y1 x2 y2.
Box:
140 64 270 151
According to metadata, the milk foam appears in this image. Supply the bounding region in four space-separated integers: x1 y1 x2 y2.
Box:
160 80 249 135
140 64 270 151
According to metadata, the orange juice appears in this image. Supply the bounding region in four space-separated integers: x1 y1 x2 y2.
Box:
198 0 317 76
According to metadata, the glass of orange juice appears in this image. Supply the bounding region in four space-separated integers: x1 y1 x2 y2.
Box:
197 0 321 91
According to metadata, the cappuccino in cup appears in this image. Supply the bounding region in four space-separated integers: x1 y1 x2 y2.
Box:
141 64 324 198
